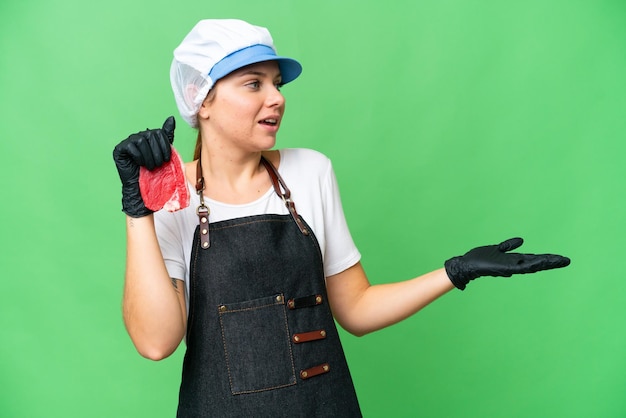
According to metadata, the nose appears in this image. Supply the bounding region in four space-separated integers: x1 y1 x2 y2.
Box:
266 85 285 108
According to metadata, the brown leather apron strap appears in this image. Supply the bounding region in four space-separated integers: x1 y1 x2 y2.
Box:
194 156 309 250
260 156 309 236
196 159 210 249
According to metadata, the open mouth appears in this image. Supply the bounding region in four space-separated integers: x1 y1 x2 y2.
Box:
259 118 278 126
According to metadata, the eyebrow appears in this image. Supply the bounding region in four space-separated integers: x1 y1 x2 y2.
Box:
237 69 282 80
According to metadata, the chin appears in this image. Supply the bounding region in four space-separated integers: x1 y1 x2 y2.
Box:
257 138 277 151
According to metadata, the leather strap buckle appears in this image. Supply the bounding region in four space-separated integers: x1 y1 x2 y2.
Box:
260 156 309 236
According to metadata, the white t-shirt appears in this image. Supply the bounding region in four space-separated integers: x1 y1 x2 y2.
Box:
154 148 361 301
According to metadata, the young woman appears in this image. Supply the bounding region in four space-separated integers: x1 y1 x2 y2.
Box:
113 19 570 417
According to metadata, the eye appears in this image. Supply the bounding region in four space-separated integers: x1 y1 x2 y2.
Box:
245 80 260 89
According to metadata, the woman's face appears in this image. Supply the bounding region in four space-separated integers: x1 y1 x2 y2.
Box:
198 60 286 153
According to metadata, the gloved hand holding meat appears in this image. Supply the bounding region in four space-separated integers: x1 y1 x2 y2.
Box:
113 116 188 217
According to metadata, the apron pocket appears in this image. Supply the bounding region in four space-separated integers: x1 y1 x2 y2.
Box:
218 293 297 395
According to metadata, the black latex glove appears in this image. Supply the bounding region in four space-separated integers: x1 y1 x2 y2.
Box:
113 116 176 217
444 237 571 290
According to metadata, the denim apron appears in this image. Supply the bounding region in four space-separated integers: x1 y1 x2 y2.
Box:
176 158 362 417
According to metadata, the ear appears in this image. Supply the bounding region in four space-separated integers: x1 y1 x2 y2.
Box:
197 87 217 121
197 96 211 121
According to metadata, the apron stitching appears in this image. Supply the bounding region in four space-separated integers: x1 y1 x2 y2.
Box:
209 218 291 232
218 294 298 395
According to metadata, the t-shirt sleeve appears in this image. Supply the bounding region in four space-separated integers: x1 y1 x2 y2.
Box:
320 159 361 277
154 211 187 281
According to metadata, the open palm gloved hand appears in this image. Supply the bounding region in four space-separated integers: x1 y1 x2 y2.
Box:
113 116 176 218
444 237 571 290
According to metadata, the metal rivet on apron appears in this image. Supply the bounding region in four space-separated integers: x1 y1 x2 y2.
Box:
201 217 207 223
320 330 326 337
300 371 308 378
316 295 323 304
218 305 226 313
203 242 209 248
202 228 208 234
275 295 283 303
293 335 300 342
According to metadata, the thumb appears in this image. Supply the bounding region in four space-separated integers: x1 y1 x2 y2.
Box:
162 116 176 144
498 237 524 252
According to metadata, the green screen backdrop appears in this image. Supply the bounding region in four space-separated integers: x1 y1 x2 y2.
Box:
2 0 625 417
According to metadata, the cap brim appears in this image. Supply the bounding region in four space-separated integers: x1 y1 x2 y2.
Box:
209 44 302 85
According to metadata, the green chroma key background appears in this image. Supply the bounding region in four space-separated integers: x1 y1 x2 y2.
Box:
1 0 625 417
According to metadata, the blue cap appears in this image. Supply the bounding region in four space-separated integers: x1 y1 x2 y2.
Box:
209 44 302 85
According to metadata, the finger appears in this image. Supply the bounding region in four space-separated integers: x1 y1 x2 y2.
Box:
124 141 144 166
514 254 571 274
536 254 571 269
162 116 176 144
136 135 156 170
122 140 144 171
498 237 524 252
148 130 170 167
154 130 171 163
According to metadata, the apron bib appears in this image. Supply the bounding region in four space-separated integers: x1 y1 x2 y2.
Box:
176 158 362 417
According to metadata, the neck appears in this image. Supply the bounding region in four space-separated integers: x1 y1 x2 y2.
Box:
202 149 263 182
191 147 279 205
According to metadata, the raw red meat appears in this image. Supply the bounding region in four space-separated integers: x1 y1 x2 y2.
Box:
139 146 190 212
